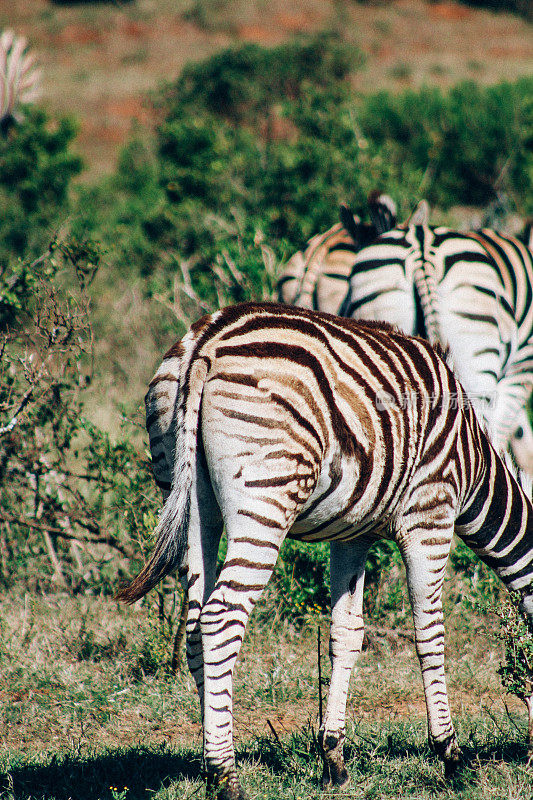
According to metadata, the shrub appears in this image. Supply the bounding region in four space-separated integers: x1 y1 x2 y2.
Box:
358 79 533 211
160 33 360 127
269 539 331 621
449 539 502 607
73 34 420 302
0 238 160 594
75 37 533 311
0 108 82 263
490 593 533 751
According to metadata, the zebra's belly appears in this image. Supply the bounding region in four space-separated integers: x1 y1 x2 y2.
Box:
287 460 395 543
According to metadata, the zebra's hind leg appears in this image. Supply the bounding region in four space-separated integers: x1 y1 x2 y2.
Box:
182 458 224 713
397 516 460 774
319 537 372 789
199 512 290 800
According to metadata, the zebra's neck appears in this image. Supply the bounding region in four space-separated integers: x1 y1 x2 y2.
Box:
456 433 533 597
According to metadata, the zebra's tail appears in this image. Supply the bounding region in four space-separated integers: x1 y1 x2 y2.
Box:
116 356 209 604
412 264 457 372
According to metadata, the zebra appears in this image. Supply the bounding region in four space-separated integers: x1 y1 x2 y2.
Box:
276 193 397 314
118 302 533 800
339 213 533 479
0 30 41 134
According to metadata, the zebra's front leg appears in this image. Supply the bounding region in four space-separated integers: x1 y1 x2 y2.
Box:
200 516 285 800
319 538 371 789
398 519 460 774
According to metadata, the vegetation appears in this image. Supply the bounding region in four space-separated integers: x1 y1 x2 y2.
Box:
0 593 530 799
69 40 533 314
1 23 533 793
456 0 532 18
0 108 82 264
490 594 533 751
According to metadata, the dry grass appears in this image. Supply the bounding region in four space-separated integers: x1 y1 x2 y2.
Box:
4 0 532 179
0 586 525 755
0 586 531 798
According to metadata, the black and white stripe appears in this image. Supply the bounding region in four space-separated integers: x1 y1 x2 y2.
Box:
340 222 533 478
118 303 533 799
276 194 396 314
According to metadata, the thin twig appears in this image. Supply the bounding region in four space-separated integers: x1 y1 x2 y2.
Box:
267 719 284 750
318 625 323 729
41 529 68 588
171 594 189 674
502 698 526 735
483 704 510 737
0 510 134 558
0 383 34 434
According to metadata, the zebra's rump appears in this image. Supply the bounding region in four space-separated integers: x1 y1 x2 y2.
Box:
173 302 469 542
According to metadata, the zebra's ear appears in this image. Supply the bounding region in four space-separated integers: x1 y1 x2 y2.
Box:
522 220 533 250
339 203 363 245
367 192 397 235
407 200 430 226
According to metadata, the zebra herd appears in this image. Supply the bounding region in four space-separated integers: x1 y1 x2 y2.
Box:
279 196 533 484
118 200 533 800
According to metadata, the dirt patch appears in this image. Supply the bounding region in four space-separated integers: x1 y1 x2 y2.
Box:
430 2 473 20
6 0 532 180
235 24 282 44
55 24 105 46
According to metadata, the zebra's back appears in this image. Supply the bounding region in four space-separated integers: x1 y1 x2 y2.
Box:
342 224 533 468
147 303 482 544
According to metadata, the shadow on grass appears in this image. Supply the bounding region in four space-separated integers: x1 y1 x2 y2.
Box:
370 737 529 765
1 727 529 799
0 739 295 800
345 725 530 793
0 745 203 800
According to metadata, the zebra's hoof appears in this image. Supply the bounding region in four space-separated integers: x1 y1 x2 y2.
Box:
206 772 248 800
321 763 350 790
430 733 462 777
319 732 350 789
443 751 462 780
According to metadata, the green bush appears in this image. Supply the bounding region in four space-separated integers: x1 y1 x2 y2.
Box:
358 79 533 211
0 239 161 594
490 592 533 749
160 34 359 126
457 0 532 17
0 108 82 264
269 540 331 621
73 34 419 302
74 38 533 311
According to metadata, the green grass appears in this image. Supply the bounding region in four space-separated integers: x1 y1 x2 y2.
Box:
0 593 531 799
0 716 531 799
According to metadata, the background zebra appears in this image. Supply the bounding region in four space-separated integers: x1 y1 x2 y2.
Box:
0 30 41 134
118 302 533 800
275 192 397 314
339 213 533 480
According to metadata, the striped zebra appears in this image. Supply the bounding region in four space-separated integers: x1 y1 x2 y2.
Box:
339 219 533 479
0 30 41 133
276 193 397 314
118 302 533 800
